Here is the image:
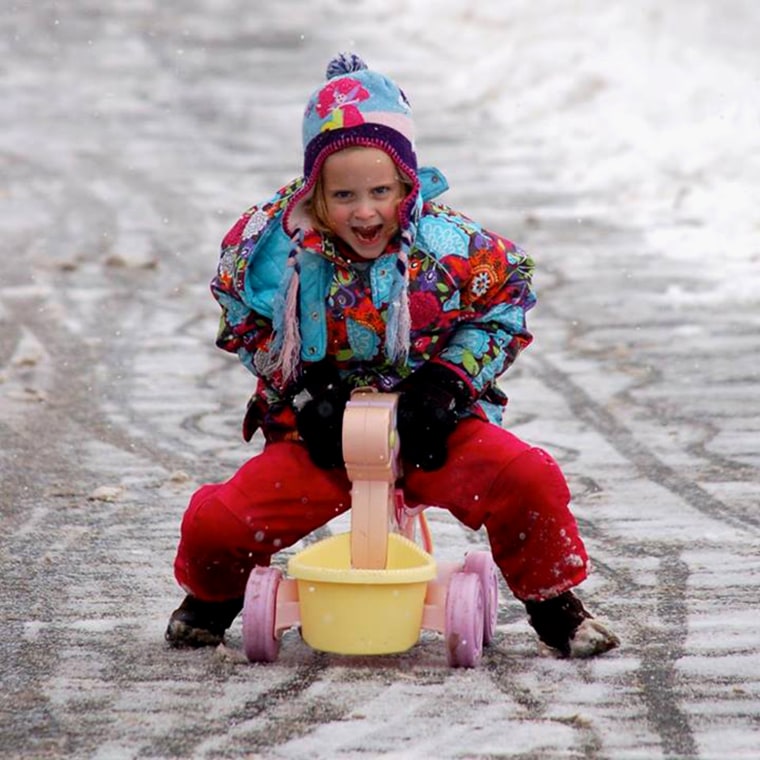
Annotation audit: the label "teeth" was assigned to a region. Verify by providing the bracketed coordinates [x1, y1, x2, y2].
[355, 226, 380, 242]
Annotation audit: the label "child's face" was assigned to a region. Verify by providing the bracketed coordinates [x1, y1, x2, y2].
[320, 147, 406, 260]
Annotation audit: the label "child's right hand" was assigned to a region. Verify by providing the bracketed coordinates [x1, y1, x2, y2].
[295, 361, 350, 469]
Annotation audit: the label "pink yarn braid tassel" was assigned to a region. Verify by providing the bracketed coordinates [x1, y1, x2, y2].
[277, 267, 302, 383]
[386, 231, 412, 362]
[392, 280, 411, 361]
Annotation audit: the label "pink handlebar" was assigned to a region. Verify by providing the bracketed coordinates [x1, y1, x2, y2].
[342, 390, 400, 569]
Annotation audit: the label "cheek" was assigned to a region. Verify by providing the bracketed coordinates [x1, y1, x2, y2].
[330, 208, 351, 229]
[385, 202, 402, 225]
[324, 203, 346, 227]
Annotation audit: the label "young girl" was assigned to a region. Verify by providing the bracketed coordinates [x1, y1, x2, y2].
[166, 54, 619, 658]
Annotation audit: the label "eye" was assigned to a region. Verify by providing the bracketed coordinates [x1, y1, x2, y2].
[372, 185, 392, 197]
[330, 190, 353, 201]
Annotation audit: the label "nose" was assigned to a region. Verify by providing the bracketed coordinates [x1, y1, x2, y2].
[352, 197, 375, 221]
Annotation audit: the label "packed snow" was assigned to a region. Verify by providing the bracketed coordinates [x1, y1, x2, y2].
[1, 0, 759, 758]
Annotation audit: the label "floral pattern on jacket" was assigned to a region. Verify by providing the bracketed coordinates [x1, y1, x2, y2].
[211, 170, 536, 441]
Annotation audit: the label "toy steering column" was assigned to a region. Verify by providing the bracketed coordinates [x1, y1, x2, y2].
[341, 390, 401, 569]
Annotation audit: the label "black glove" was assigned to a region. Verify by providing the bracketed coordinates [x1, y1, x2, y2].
[242, 393, 261, 442]
[396, 363, 473, 471]
[295, 361, 350, 469]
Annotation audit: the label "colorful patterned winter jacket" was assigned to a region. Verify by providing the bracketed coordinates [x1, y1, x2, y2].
[211, 167, 536, 442]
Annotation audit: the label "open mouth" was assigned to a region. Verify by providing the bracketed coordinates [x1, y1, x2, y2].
[352, 225, 383, 245]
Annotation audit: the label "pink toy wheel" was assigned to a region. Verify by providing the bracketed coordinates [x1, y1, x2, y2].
[463, 551, 499, 645]
[242, 566, 282, 663]
[444, 572, 484, 668]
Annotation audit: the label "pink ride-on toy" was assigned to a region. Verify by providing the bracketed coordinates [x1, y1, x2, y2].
[241, 390, 500, 667]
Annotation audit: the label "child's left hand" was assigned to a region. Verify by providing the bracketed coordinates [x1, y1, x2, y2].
[396, 364, 473, 471]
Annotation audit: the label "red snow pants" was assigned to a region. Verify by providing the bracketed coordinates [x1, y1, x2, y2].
[173, 418, 588, 603]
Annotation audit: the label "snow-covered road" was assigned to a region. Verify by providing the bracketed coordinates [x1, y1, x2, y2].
[2, 1, 759, 757]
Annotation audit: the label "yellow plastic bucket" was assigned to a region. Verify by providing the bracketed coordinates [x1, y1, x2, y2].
[287, 532, 436, 655]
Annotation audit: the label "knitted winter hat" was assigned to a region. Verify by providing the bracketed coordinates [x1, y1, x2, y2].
[272, 54, 420, 384]
[284, 53, 419, 234]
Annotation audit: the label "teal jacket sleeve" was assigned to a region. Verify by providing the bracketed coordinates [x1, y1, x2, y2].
[210, 179, 302, 384]
[434, 228, 536, 396]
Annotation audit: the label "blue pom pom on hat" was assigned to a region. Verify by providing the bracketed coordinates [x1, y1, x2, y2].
[325, 52, 368, 79]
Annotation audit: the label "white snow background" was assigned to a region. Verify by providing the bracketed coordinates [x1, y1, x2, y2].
[1, 0, 759, 758]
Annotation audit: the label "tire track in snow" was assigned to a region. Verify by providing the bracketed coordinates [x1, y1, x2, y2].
[636, 552, 699, 760]
[526, 354, 704, 756]
[528, 353, 760, 536]
[0, 149, 215, 755]
[142, 656, 334, 757]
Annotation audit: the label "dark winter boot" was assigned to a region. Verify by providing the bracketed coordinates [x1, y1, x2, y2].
[524, 590, 620, 658]
[165, 594, 244, 648]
